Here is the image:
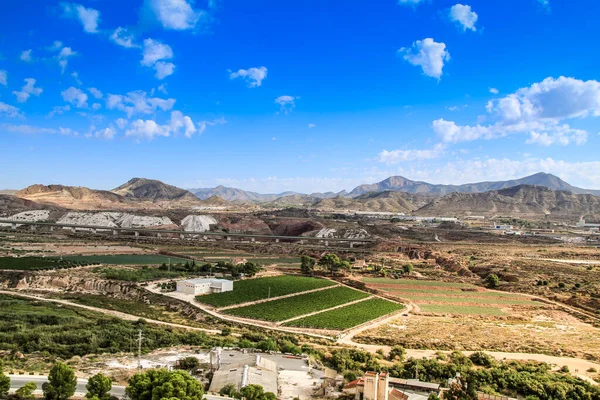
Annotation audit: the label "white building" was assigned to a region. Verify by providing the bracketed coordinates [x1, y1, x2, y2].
[576, 217, 600, 230]
[177, 278, 233, 295]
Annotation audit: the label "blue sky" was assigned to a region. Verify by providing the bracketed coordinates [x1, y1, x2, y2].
[1, 0, 600, 193]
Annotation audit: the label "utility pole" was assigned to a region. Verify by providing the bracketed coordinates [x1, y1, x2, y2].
[137, 329, 144, 370]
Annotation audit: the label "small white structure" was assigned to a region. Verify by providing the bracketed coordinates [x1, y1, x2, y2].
[177, 278, 233, 295]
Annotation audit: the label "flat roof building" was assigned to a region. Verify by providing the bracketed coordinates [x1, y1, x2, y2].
[208, 354, 278, 396]
[177, 278, 233, 296]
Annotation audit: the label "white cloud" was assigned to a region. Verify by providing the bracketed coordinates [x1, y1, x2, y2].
[115, 118, 128, 129]
[106, 90, 176, 118]
[145, 0, 207, 30]
[399, 38, 450, 79]
[434, 76, 600, 146]
[229, 66, 268, 88]
[13, 78, 43, 103]
[71, 71, 82, 85]
[56, 46, 77, 73]
[88, 87, 103, 99]
[20, 50, 33, 62]
[378, 143, 445, 164]
[157, 84, 168, 94]
[1, 124, 58, 134]
[95, 127, 117, 139]
[48, 105, 71, 117]
[125, 119, 171, 140]
[308, 123, 316, 129]
[449, 4, 478, 32]
[61, 3, 100, 33]
[446, 105, 467, 112]
[537, 0, 550, 10]
[49, 41, 63, 51]
[61, 87, 88, 108]
[142, 39, 173, 66]
[0, 103, 22, 118]
[398, 0, 425, 6]
[110, 27, 138, 48]
[155, 61, 176, 79]
[58, 127, 79, 136]
[169, 110, 196, 138]
[489, 87, 499, 94]
[275, 95, 296, 113]
[0, 70, 6, 86]
[92, 103, 102, 111]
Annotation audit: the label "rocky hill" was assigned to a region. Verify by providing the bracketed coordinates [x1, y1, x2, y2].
[0, 194, 52, 216]
[415, 185, 600, 218]
[313, 191, 431, 213]
[191, 185, 300, 202]
[16, 184, 133, 210]
[348, 173, 600, 197]
[112, 178, 201, 204]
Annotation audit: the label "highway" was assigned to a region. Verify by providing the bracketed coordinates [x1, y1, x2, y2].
[0, 219, 374, 246]
[7, 375, 126, 398]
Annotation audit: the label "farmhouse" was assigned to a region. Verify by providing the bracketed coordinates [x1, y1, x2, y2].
[176, 278, 233, 295]
[343, 372, 441, 400]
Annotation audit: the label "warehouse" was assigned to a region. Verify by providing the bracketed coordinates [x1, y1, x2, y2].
[176, 278, 233, 295]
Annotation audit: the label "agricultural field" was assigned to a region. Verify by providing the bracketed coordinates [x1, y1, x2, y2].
[197, 275, 336, 307]
[99, 267, 187, 282]
[224, 286, 369, 322]
[0, 256, 92, 270]
[362, 278, 541, 316]
[285, 298, 403, 330]
[63, 254, 188, 265]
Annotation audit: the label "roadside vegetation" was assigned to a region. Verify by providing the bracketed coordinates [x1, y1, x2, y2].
[197, 276, 336, 307]
[62, 254, 188, 265]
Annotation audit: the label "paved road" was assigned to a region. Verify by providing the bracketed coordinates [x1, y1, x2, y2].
[8, 375, 126, 398]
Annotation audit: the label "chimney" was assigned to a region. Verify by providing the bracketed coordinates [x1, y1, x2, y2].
[377, 372, 389, 400]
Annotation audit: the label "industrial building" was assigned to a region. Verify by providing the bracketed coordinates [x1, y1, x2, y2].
[343, 372, 440, 400]
[208, 350, 278, 396]
[576, 217, 600, 230]
[176, 278, 233, 295]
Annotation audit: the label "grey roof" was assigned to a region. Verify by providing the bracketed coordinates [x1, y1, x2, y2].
[183, 278, 230, 285]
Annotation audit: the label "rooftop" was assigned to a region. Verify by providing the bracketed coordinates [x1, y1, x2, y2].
[182, 278, 231, 285]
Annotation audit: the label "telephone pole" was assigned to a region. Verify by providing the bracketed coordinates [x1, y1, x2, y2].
[137, 329, 144, 370]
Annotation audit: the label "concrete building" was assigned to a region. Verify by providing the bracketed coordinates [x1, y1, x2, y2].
[344, 372, 440, 400]
[576, 217, 600, 230]
[208, 354, 278, 396]
[176, 278, 233, 295]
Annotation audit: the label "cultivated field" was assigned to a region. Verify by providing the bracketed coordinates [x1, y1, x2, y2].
[362, 278, 541, 316]
[284, 298, 403, 330]
[196, 275, 336, 307]
[223, 286, 369, 322]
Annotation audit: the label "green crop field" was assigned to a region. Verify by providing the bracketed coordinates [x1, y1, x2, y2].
[63, 254, 189, 265]
[399, 294, 538, 306]
[362, 278, 474, 288]
[285, 298, 403, 330]
[224, 286, 369, 322]
[197, 275, 336, 307]
[419, 304, 508, 316]
[0, 256, 92, 270]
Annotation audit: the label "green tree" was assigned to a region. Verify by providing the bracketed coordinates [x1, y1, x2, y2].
[403, 264, 414, 274]
[86, 373, 112, 400]
[43, 362, 77, 400]
[239, 384, 276, 400]
[126, 369, 204, 400]
[175, 357, 200, 371]
[486, 274, 499, 289]
[388, 345, 406, 362]
[16, 382, 37, 400]
[318, 254, 342, 273]
[219, 383, 239, 398]
[0, 361, 10, 400]
[300, 256, 316, 276]
[242, 262, 261, 277]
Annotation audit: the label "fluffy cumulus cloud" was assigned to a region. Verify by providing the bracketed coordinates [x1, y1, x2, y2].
[20, 50, 33, 62]
[399, 38, 450, 79]
[115, 118, 128, 129]
[169, 110, 196, 138]
[56, 46, 77, 73]
[110, 27, 138, 48]
[125, 112, 224, 140]
[154, 61, 176, 79]
[308, 123, 316, 129]
[275, 95, 296, 113]
[145, 0, 208, 30]
[378, 143, 445, 164]
[449, 4, 478, 31]
[88, 87, 103, 99]
[0, 70, 6, 86]
[95, 127, 117, 139]
[48, 105, 71, 117]
[61, 3, 100, 33]
[106, 90, 176, 118]
[229, 66, 268, 88]
[13, 78, 43, 103]
[432, 76, 600, 146]
[0, 102, 22, 118]
[489, 87, 499, 94]
[61, 87, 88, 108]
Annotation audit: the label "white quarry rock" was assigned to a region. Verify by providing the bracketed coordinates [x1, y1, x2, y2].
[181, 215, 217, 232]
[0, 210, 51, 227]
[315, 228, 337, 238]
[117, 214, 173, 228]
[343, 229, 370, 239]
